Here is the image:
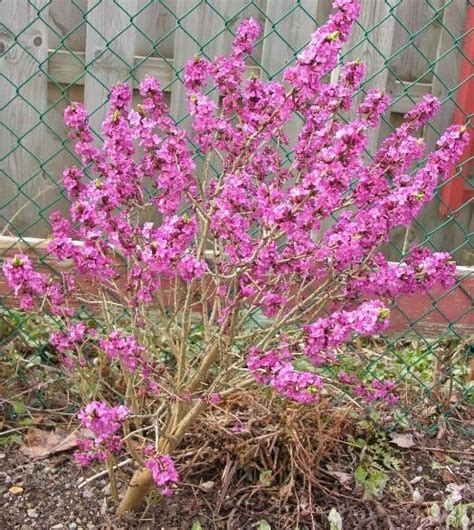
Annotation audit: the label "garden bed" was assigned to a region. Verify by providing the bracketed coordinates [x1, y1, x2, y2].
[1, 396, 472, 529]
[1, 323, 473, 529]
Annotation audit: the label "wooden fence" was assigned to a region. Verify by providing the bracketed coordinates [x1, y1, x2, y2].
[1, 0, 472, 263]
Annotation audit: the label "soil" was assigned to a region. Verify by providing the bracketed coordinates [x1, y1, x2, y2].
[1, 426, 472, 530]
[0, 449, 208, 529]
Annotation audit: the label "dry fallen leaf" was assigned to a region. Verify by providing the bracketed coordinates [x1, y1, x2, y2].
[441, 469, 458, 483]
[198, 480, 215, 492]
[20, 427, 81, 459]
[432, 450, 447, 462]
[9, 486, 24, 495]
[279, 478, 295, 499]
[326, 470, 353, 487]
[390, 432, 415, 449]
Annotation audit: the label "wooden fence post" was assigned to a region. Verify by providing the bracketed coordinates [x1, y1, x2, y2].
[84, 0, 137, 136]
[420, 0, 470, 261]
[261, 0, 330, 148]
[0, 0, 49, 236]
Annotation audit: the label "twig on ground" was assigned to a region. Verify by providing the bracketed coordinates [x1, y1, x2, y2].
[78, 458, 133, 489]
[417, 446, 473, 456]
[0, 425, 31, 436]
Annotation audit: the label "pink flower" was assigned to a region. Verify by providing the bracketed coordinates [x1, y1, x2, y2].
[99, 332, 145, 372]
[284, 0, 360, 102]
[247, 346, 322, 403]
[50, 322, 90, 353]
[78, 401, 129, 443]
[271, 363, 323, 403]
[208, 393, 222, 405]
[1, 254, 70, 313]
[232, 422, 249, 434]
[144, 452, 179, 496]
[358, 89, 392, 127]
[349, 248, 456, 297]
[64, 102, 89, 130]
[75, 401, 129, 466]
[233, 18, 260, 56]
[3, 255, 46, 299]
[177, 254, 208, 282]
[184, 55, 210, 90]
[261, 292, 287, 318]
[304, 301, 390, 364]
[247, 346, 291, 385]
[404, 94, 440, 128]
[339, 372, 398, 404]
[62, 166, 85, 199]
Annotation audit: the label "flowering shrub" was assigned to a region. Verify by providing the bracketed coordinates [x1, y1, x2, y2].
[75, 401, 129, 467]
[3, 0, 468, 515]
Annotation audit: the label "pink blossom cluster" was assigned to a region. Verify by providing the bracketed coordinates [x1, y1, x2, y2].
[304, 301, 390, 366]
[98, 331, 161, 394]
[323, 124, 468, 272]
[284, 0, 361, 102]
[99, 331, 145, 372]
[144, 447, 179, 496]
[75, 401, 129, 466]
[48, 78, 203, 300]
[50, 322, 96, 370]
[3, 255, 47, 310]
[207, 392, 222, 405]
[349, 248, 457, 298]
[339, 372, 398, 405]
[2, 254, 73, 315]
[248, 301, 390, 403]
[50, 322, 94, 353]
[247, 346, 323, 403]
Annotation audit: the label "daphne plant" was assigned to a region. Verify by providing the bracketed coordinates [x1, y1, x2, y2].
[3, 0, 468, 515]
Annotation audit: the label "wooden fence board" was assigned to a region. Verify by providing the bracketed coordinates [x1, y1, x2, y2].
[342, 0, 397, 154]
[48, 0, 87, 52]
[0, 0, 471, 264]
[84, 0, 138, 136]
[134, 0, 177, 59]
[0, 0, 50, 236]
[414, 0, 468, 261]
[50, 49, 174, 87]
[391, 0, 444, 84]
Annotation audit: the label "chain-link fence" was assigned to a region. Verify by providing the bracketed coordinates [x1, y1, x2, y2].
[1, 0, 473, 433]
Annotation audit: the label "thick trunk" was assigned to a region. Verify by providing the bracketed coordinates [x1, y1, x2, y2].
[117, 399, 208, 515]
[116, 467, 153, 515]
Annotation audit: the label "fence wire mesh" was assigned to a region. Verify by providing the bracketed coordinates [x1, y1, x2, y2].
[0, 0, 472, 434]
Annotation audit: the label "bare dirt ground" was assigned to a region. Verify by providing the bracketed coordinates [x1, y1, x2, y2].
[1, 400, 472, 530]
